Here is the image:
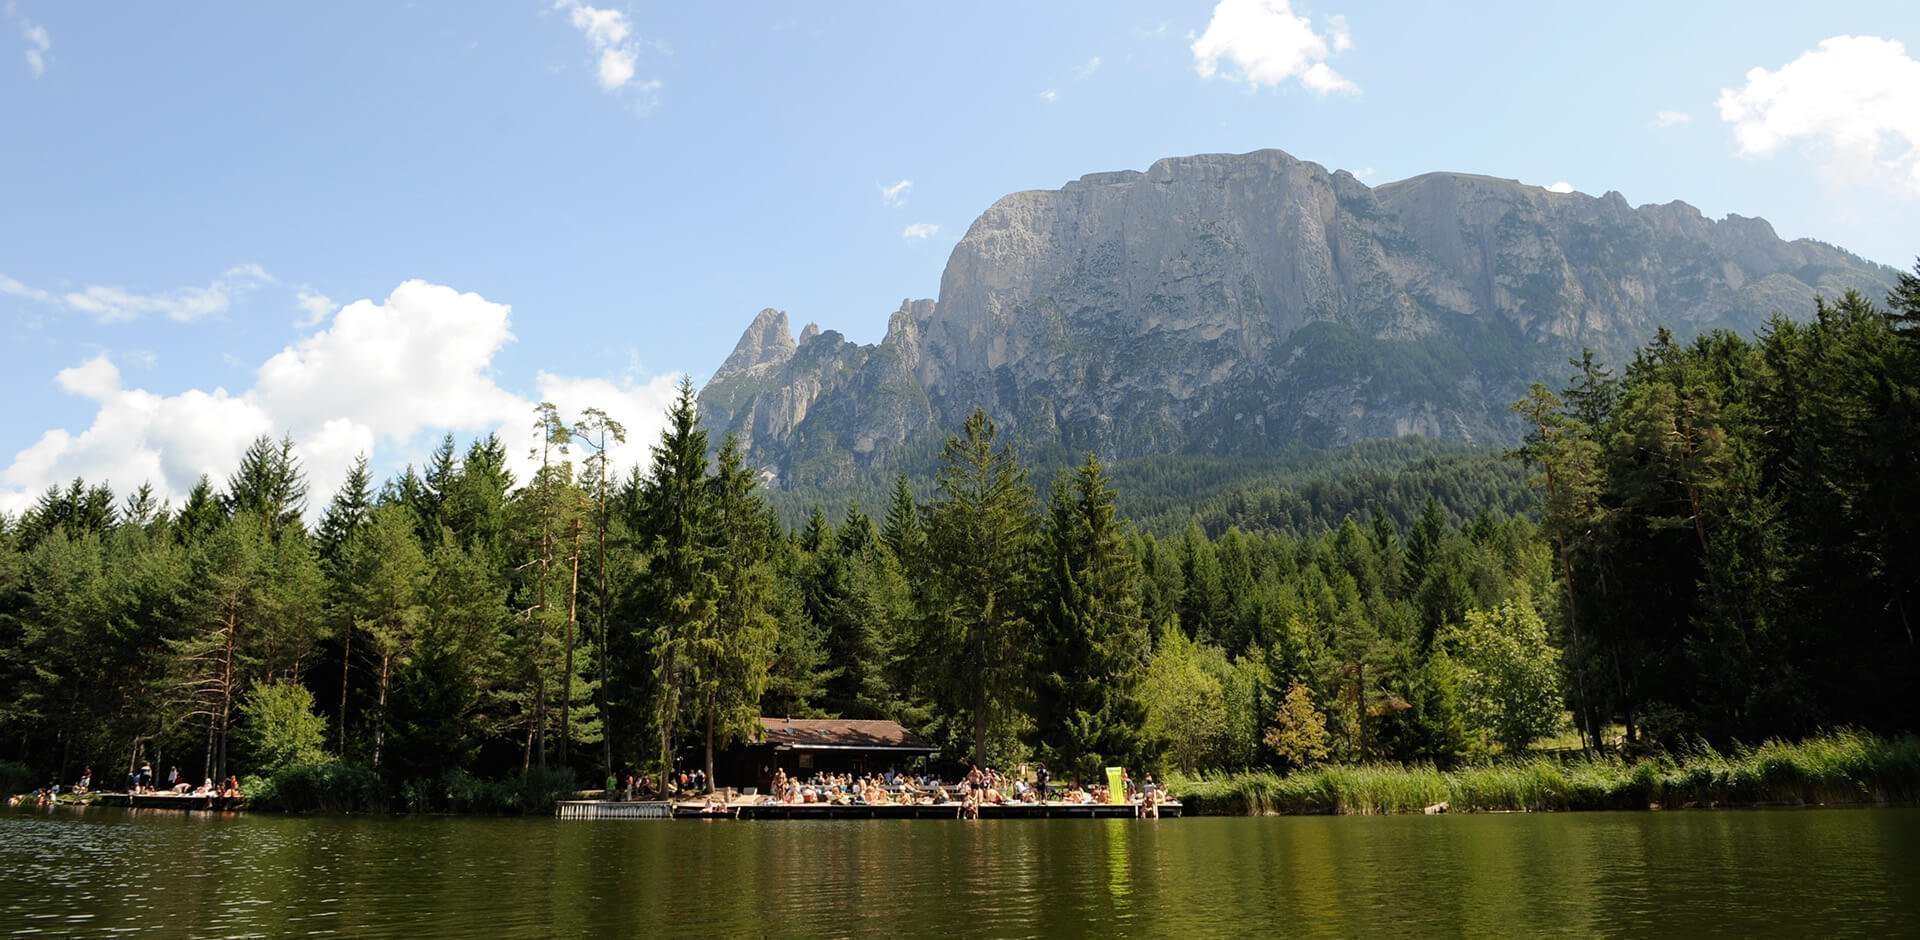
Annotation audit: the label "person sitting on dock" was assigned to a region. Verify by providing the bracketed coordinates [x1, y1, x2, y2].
[76, 766, 91, 794]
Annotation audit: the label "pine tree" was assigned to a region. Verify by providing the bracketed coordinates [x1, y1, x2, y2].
[1036, 454, 1149, 781]
[636, 378, 719, 792]
[341, 504, 428, 769]
[919, 409, 1038, 768]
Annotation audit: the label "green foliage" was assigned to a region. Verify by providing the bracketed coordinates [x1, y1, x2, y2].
[237, 681, 332, 776]
[1139, 628, 1230, 773]
[1172, 731, 1920, 815]
[245, 762, 386, 814]
[0, 761, 35, 796]
[1265, 682, 1330, 771]
[1439, 601, 1565, 754]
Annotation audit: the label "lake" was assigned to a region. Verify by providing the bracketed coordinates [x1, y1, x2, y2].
[3, 806, 1917, 936]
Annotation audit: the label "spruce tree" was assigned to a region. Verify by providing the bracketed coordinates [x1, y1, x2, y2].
[1036, 454, 1148, 781]
[919, 409, 1037, 768]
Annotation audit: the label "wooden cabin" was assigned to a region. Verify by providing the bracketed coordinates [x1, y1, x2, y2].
[716, 717, 937, 792]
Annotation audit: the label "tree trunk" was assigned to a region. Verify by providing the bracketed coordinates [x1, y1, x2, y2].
[372, 653, 391, 770]
[534, 664, 547, 769]
[216, 603, 239, 780]
[704, 711, 715, 792]
[561, 520, 581, 766]
[338, 623, 352, 755]
[596, 491, 613, 781]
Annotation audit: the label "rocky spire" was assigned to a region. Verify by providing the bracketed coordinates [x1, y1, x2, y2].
[714, 308, 796, 379]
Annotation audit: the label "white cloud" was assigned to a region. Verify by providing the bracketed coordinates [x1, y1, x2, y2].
[0, 279, 683, 518]
[59, 263, 274, 324]
[1718, 35, 1920, 197]
[1352, 166, 1376, 180]
[1038, 88, 1058, 102]
[1191, 0, 1357, 95]
[0, 272, 48, 300]
[7, 2, 48, 78]
[1073, 56, 1101, 80]
[901, 223, 939, 240]
[1327, 14, 1351, 53]
[1545, 181, 1575, 194]
[554, 0, 660, 104]
[294, 288, 335, 328]
[879, 179, 912, 207]
[1653, 110, 1692, 128]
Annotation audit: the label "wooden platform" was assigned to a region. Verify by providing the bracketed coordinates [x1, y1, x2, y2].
[92, 792, 245, 812]
[705, 801, 1179, 820]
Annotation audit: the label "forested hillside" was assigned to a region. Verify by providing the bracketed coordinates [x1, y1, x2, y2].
[2, 264, 1914, 807]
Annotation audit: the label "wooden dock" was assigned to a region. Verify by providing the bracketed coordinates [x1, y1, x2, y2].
[92, 792, 245, 812]
[712, 801, 1181, 820]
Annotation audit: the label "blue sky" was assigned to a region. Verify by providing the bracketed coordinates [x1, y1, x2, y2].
[2, 1, 1916, 514]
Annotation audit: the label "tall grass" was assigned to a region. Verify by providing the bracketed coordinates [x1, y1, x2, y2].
[1170, 731, 1920, 816]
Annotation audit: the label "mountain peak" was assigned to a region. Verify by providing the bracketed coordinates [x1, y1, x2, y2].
[700, 149, 1898, 488]
[714, 308, 795, 380]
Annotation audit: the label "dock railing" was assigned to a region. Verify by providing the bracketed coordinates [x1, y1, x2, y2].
[555, 800, 674, 819]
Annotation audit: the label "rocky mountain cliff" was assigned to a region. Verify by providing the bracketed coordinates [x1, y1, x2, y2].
[700, 149, 1897, 488]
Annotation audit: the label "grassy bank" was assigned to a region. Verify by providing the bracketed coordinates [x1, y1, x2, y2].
[1169, 732, 1920, 815]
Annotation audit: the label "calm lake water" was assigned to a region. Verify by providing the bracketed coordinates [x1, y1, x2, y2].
[3, 805, 1917, 936]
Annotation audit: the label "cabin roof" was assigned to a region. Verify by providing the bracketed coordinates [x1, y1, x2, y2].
[755, 717, 936, 752]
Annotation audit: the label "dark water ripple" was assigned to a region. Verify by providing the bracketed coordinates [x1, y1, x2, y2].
[4, 806, 1918, 936]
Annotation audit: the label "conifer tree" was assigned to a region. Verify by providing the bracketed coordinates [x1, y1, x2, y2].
[919, 409, 1037, 768]
[1036, 454, 1148, 781]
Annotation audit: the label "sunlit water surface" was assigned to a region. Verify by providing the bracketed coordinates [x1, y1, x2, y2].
[3, 805, 1917, 936]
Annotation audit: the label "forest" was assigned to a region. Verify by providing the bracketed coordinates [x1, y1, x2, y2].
[1, 264, 1915, 810]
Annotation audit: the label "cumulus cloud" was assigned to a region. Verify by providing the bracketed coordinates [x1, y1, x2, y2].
[554, 0, 661, 107]
[878, 179, 912, 207]
[1073, 56, 1102, 80]
[1545, 181, 1575, 194]
[1038, 88, 1058, 103]
[1718, 35, 1920, 197]
[901, 223, 939, 240]
[6, 2, 48, 78]
[0, 279, 683, 518]
[1191, 0, 1357, 95]
[61, 263, 275, 324]
[1653, 110, 1692, 128]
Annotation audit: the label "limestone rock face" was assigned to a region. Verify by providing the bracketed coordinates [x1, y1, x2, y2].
[699, 149, 1897, 486]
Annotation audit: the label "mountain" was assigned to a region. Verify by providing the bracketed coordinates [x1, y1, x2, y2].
[699, 149, 1898, 489]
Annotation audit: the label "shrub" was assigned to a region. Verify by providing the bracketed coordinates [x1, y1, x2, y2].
[236, 681, 332, 776]
[0, 761, 37, 797]
[245, 762, 387, 813]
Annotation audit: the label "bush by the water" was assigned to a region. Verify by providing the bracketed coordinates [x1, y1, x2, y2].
[404, 767, 577, 815]
[1, 760, 37, 796]
[1170, 732, 1920, 815]
[244, 762, 388, 814]
[245, 763, 577, 816]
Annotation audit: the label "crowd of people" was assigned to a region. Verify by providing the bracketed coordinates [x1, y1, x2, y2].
[8, 762, 242, 807]
[761, 764, 1165, 817]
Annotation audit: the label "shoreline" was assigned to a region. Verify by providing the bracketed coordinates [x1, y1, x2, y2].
[1169, 732, 1920, 817]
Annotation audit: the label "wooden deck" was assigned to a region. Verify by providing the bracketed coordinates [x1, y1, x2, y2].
[92, 792, 245, 812]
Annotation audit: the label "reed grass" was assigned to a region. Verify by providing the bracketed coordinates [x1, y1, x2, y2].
[1169, 731, 1920, 816]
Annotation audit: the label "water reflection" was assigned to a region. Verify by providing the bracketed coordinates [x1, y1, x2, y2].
[3, 806, 1918, 936]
